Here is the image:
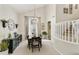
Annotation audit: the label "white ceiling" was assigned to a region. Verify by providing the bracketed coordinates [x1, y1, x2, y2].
[10, 4, 46, 13]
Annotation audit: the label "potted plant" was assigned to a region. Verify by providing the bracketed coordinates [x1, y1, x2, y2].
[8, 33, 12, 39]
[0, 39, 9, 55]
[42, 31, 48, 39]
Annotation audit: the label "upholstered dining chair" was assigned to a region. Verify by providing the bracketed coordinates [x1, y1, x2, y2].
[31, 37, 41, 52]
[27, 35, 32, 50]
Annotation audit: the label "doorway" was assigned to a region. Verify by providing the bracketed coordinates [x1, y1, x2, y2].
[48, 21, 51, 40]
[25, 16, 41, 39]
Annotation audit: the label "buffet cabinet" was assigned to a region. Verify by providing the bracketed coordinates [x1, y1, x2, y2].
[8, 35, 22, 54]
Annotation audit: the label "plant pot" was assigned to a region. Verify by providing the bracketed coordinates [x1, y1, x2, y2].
[42, 35, 47, 39]
[0, 50, 8, 55]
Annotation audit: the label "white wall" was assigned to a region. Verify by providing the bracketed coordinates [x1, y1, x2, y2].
[0, 5, 18, 23]
[45, 4, 56, 20]
[23, 6, 46, 25]
[17, 14, 25, 41]
[56, 4, 79, 22]
[45, 4, 56, 42]
[18, 5, 56, 41]
[18, 6, 46, 41]
[0, 5, 18, 41]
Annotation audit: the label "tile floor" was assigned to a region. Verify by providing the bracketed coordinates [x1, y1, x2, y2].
[13, 40, 60, 55]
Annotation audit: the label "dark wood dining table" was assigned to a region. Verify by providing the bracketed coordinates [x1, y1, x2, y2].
[27, 36, 42, 52]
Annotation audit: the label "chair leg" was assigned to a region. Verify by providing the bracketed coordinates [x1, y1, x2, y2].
[38, 44, 40, 51]
[39, 48, 40, 51]
[28, 43, 30, 50]
[39, 40, 42, 48]
[29, 45, 30, 50]
[32, 46, 33, 52]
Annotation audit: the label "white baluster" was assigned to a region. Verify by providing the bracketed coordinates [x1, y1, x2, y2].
[56, 25, 57, 37]
[60, 23, 61, 39]
[72, 21, 74, 42]
[65, 22, 68, 41]
[58, 24, 60, 38]
[55, 25, 56, 37]
[66, 22, 68, 41]
[63, 23, 65, 40]
[77, 23, 79, 43]
[73, 23, 77, 43]
[57, 25, 58, 37]
[61, 24, 62, 39]
[69, 22, 71, 42]
[76, 23, 78, 43]
[54, 24, 55, 37]
[68, 22, 70, 42]
[65, 22, 67, 41]
[62, 24, 64, 40]
[59, 23, 61, 38]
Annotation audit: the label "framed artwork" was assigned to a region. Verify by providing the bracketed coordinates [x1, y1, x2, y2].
[7, 19, 16, 31]
[1, 20, 7, 28]
[63, 8, 68, 14]
[42, 23, 45, 30]
[69, 4, 73, 14]
[75, 4, 78, 9]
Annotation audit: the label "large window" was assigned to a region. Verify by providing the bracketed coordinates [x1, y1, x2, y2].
[28, 17, 38, 38]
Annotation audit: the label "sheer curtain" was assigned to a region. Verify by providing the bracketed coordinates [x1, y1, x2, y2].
[25, 16, 39, 39]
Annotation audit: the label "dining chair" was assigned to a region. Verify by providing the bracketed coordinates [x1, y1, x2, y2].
[31, 37, 40, 52]
[27, 35, 32, 50]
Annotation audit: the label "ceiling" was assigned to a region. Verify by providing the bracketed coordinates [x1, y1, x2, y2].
[9, 4, 46, 13]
